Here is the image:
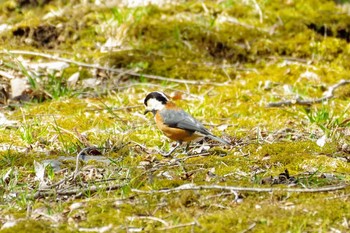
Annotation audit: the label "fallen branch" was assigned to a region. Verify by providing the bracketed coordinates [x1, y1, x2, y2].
[127, 216, 169, 226]
[240, 223, 257, 233]
[36, 147, 90, 191]
[132, 183, 348, 194]
[78, 224, 113, 233]
[30, 181, 347, 199]
[3, 50, 229, 86]
[33, 183, 124, 199]
[158, 221, 198, 231]
[267, 79, 350, 107]
[251, 0, 263, 23]
[32, 147, 99, 199]
[0, 70, 15, 79]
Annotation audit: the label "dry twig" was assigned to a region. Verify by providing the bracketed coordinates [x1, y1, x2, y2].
[251, 0, 263, 23]
[158, 221, 198, 231]
[132, 183, 348, 194]
[267, 79, 350, 107]
[3, 50, 229, 86]
[240, 223, 257, 233]
[78, 224, 113, 233]
[127, 216, 169, 226]
[32, 147, 100, 198]
[34, 183, 123, 198]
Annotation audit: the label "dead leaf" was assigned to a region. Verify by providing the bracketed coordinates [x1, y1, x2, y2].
[10, 78, 28, 98]
[0, 24, 12, 33]
[69, 202, 85, 211]
[217, 124, 229, 131]
[160, 171, 174, 180]
[316, 135, 327, 147]
[82, 78, 101, 88]
[2, 168, 12, 184]
[205, 167, 216, 181]
[28, 61, 69, 71]
[67, 72, 79, 87]
[34, 160, 48, 189]
[283, 84, 293, 95]
[1, 220, 17, 230]
[0, 113, 17, 127]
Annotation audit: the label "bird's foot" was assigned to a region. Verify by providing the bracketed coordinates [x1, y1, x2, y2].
[157, 142, 181, 157]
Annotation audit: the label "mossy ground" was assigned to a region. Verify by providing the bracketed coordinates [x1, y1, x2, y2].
[1, 0, 350, 232]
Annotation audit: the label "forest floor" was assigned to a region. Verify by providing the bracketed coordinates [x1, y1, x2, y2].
[1, 0, 350, 232]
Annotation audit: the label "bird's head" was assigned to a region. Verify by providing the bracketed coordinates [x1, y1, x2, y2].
[144, 91, 169, 115]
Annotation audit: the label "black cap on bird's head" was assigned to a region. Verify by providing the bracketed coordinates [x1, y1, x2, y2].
[144, 91, 169, 115]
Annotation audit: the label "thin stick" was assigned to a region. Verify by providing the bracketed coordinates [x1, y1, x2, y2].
[33, 183, 123, 199]
[73, 147, 92, 179]
[132, 183, 347, 194]
[0, 70, 15, 79]
[78, 224, 113, 233]
[33, 147, 93, 198]
[158, 221, 197, 231]
[3, 50, 229, 86]
[267, 79, 350, 107]
[251, 0, 263, 23]
[240, 223, 257, 233]
[127, 216, 169, 226]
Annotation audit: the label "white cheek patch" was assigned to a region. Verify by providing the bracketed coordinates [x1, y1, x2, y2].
[146, 98, 165, 111]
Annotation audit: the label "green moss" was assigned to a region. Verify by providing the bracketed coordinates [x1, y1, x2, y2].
[1, 0, 350, 232]
[0, 220, 55, 233]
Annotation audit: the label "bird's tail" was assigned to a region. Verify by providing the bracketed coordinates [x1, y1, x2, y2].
[206, 134, 231, 145]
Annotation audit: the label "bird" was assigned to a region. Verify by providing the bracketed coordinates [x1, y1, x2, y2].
[143, 91, 231, 156]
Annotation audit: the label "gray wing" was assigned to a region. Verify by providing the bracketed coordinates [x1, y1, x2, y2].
[159, 109, 211, 135]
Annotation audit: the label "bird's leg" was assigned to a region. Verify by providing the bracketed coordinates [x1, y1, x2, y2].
[184, 142, 191, 154]
[160, 141, 181, 157]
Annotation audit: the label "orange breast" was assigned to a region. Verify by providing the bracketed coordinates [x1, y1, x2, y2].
[155, 111, 201, 142]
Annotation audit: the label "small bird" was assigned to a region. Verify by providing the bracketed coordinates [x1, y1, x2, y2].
[144, 91, 230, 156]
